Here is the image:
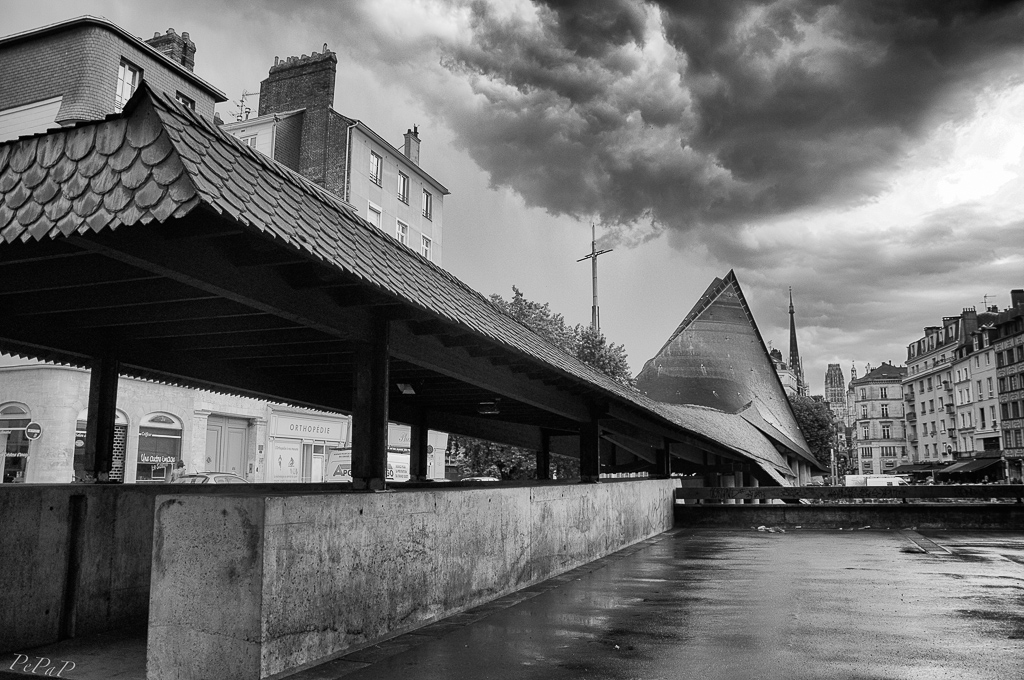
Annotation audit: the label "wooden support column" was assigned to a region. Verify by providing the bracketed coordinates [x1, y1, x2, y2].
[654, 437, 671, 478]
[536, 430, 551, 480]
[351, 318, 389, 491]
[409, 411, 429, 482]
[579, 417, 601, 483]
[83, 356, 119, 483]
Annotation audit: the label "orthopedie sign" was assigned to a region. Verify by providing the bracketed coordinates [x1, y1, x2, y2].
[272, 413, 347, 442]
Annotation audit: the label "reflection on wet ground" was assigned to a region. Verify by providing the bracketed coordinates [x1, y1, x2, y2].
[303, 529, 1024, 680]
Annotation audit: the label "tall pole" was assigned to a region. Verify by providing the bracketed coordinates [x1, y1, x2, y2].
[577, 223, 612, 333]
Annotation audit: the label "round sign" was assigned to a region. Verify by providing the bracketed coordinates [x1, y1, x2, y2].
[24, 422, 42, 440]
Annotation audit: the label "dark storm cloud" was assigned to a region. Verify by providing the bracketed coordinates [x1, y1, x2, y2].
[428, 0, 1024, 243]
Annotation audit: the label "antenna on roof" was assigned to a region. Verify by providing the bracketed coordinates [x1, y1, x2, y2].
[982, 293, 995, 307]
[233, 89, 257, 122]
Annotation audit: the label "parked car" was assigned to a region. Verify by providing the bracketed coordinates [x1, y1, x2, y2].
[460, 476, 500, 482]
[172, 472, 249, 484]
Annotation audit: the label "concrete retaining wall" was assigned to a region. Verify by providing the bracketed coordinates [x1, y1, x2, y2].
[147, 480, 677, 680]
[675, 503, 1024, 530]
[0, 486, 158, 652]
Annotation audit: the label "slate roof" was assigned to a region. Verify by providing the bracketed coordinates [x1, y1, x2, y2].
[0, 85, 812, 482]
[636, 272, 820, 470]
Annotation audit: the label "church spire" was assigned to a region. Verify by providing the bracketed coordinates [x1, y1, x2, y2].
[788, 288, 806, 396]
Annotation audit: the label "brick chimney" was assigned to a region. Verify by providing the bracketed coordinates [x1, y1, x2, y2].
[1012, 289, 1024, 309]
[145, 28, 196, 72]
[403, 125, 420, 166]
[258, 49, 337, 117]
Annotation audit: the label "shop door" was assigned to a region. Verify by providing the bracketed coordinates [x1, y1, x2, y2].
[206, 416, 249, 478]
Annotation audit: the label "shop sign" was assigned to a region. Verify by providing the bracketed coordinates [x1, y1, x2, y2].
[271, 439, 301, 481]
[324, 449, 409, 482]
[139, 453, 177, 464]
[273, 413, 346, 441]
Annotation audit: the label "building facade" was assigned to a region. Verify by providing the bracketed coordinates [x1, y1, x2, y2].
[824, 363, 845, 420]
[0, 17, 225, 141]
[0, 366, 446, 485]
[850, 363, 908, 474]
[995, 294, 1024, 466]
[221, 49, 448, 266]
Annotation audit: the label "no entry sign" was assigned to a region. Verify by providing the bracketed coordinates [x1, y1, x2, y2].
[24, 422, 42, 440]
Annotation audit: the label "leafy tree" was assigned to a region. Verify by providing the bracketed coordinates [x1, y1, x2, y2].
[788, 394, 838, 470]
[448, 285, 636, 479]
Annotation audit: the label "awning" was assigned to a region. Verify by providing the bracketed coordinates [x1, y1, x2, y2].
[936, 457, 1002, 475]
[893, 464, 942, 473]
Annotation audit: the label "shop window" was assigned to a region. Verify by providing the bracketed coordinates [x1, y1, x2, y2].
[1, 403, 30, 484]
[137, 413, 182, 483]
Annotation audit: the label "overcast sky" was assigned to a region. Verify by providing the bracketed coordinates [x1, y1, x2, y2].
[6, 0, 1024, 392]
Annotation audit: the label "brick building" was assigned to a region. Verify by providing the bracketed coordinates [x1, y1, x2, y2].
[0, 16, 225, 141]
[850, 363, 908, 474]
[222, 49, 449, 265]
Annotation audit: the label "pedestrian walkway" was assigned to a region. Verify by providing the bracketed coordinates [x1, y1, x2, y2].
[3, 528, 1022, 679]
[292, 528, 1024, 680]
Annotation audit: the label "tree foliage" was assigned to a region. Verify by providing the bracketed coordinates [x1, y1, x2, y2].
[489, 286, 634, 387]
[788, 394, 838, 469]
[447, 285, 635, 479]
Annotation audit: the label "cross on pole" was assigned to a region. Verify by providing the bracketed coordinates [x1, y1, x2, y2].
[576, 223, 612, 333]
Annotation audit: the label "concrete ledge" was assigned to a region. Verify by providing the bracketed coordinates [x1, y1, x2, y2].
[148, 480, 676, 680]
[675, 503, 1024, 530]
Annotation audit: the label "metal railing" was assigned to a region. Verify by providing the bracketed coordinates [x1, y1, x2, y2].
[675, 485, 1024, 504]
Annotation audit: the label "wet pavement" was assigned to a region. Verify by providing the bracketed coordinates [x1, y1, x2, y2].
[294, 528, 1024, 680]
[3, 528, 1022, 679]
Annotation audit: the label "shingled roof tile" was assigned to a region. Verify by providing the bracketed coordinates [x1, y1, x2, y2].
[43, 194, 72, 222]
[5, 183, 30, 211]
[49, 156, 76, 184]
[173, 197, 199, 219]
[55, 211, 78, 236]
[125, 106, 162, 149]
[37, 132, 66, 168]
[102, 184, 133, 213]
[108, 142, 139, 173]
[152, 152, 187, 187]
[149, 194, 179, 223]
[17, 199, 44, 227]
[0, 169, 17, 193]
[117, 201, 145, 226]
[1, 221, 20, 243]
[0, 145, 10, 172]
[61, 172, 90, 201]
[10, 138, 37, 173]
[32, 176, 59, 205]
[20, 163, 47, 190]
[0, 203, 13, 231]
[90, 165, 119, 194]
[78, 149, 106, 179]
[134, 178, 166, 210]
[141, 132, 174, 166]
[65, 126, 95, 162]
[166, 174, 196, 204]
[85, 206, 114, 233]
[72, 191, 101, 220]
[95, 119, 128, 156]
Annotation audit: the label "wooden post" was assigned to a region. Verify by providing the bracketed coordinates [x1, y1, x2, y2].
[351, 318, 389, 490]
[84, 356, 119, 483]
[655, 437, 671, 477]
[409, 411, 428, 482]
[536, 430, 551, 480]
[580, 417, 600, 483]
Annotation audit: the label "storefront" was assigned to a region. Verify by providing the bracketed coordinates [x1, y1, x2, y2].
[267, 410, 350, 483]
[0, 403, 32, 484]
[135, 413, 183, 483]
